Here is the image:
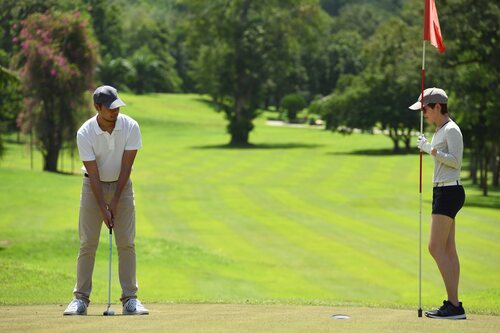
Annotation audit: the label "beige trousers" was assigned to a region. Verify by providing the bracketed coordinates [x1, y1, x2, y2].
[73, 177, 138, 305]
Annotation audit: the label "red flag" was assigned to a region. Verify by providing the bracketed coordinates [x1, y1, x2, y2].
[424, 0, 445, 52]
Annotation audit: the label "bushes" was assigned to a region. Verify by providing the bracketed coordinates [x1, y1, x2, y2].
[280, 94, 307, 122]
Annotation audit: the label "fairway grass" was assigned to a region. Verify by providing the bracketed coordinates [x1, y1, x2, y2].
[1, 93, 499, 315]
[1, 304, 499, 333]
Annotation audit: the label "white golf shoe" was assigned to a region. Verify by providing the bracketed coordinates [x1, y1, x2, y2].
[123, 298, 149, 315]
[63, 299, 87, 315]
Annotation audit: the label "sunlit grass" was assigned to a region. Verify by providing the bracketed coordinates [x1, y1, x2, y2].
[0, 93, 498, 315]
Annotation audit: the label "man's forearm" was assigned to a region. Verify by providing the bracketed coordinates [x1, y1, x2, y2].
[112, 166, 132, 203]
[88, 173, 108, 214]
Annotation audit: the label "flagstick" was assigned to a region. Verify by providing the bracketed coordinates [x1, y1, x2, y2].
[418, 40, 426, 319]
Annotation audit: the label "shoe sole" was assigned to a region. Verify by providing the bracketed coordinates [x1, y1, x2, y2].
[425, 313, 466, 320]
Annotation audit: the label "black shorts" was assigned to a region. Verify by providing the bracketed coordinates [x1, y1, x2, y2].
[432, 185, 465, 219]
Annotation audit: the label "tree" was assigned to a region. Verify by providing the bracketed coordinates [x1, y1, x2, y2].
[0, 66, 23, 133]
[182, 0, 326, 145]
[280, 94, 307, 122]
[359, 17, 425, 151]
[439, 0, 500, 194]
[14, 11, 98, 172]
[317, 30, 364, 96]
[85, 0, 124, 58]
[0, 0, 57, 58]
[97, 54, 135, 91]
[331, 3, 389, 39]
[302, 4, 382, 106]
[264, 3, 330, 109]
[122, 7, 181, 93]
[320, 14, 424, 152]
[320, 0, 404, 17]
[319, 74, 376, 134]
[0, 66, 23, 158]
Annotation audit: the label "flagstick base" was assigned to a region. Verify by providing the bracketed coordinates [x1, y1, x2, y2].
[418, 308, 423, 318]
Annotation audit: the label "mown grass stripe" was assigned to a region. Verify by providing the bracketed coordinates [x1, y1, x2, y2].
[233, 187, 414, 302]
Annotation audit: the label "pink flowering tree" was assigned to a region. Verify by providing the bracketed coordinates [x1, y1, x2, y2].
[14, 11, 98, 172]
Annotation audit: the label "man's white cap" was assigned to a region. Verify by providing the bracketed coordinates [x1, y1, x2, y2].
[409, 87, 448, 110]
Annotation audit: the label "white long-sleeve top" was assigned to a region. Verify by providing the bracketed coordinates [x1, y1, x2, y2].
[431, 119, 463, 183]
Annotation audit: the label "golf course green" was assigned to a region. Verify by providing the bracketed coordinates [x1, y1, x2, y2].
[0, 94, 498, 328]
[2, 304, 500, 333]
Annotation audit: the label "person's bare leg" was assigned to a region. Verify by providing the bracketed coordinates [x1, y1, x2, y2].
[445, 219, 460, 306]
[428, 214, 459, 305]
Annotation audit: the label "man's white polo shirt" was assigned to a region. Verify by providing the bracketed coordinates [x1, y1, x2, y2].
[77, 114, 142, 182]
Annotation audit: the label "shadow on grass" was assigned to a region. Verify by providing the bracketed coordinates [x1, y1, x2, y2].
[327, 148, 416, 156]
[194, 97, 219, 111]
[55, 170, 80, 177]
[3, 137, 27, 145]
[192, 143, 324, 150]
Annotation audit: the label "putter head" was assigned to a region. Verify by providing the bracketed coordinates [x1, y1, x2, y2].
[103, 309, 115, 316]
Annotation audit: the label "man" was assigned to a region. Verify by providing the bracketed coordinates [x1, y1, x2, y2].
[409, 87, 466, 320]
[64, 85, 148, 315]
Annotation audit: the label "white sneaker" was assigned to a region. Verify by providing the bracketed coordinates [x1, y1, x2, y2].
[123, 299, 149, 315]
[63, 299, 87, 315]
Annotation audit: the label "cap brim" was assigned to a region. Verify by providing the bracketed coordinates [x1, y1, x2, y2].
[409, 101, 422, 110]
[107, 98, 126, 109]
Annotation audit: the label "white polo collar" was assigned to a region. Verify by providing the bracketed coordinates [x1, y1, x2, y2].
[92, 114, 123, 135]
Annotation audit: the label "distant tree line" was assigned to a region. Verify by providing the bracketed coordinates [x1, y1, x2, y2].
[0, 0, 498, 193]
[312, 0, 500, 194]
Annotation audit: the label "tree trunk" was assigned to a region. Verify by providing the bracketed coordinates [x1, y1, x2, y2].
[43, 145, 60, 172]
[392, 137, 400, 152]
[470, 151, 477, 185]
[492, 145, 499, 187]
[389, 128, 400, 152]
[483, 155, 488, 196]
[43, 127, 62, 172]
[402, 128, 411, 151]
[495, 155, 500, 187]
[479, 154, 488, 196]
[264, 96, 270, 110]
[226, 0, 256, 147]
[478, 108, 487, 194]
[229, 97, 251, 146]
[40, 99, 62, 172]
[230, 128, 249, 146]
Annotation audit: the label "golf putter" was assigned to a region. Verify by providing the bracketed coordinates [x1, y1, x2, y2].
[103, 226, 115, 316]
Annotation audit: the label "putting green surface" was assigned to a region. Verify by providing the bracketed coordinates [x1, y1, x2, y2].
[1, 304, 499, 333]
[1, 94, 499, 314]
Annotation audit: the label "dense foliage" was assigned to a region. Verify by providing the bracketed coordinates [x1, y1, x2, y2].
[281, 94, 308, 122]
[439, 0, 500, 193]
[14, 11, 98, 171]
[0, 0, 498, 190]
[181, 0, 327, 144]
[0, 67, 23, 136]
